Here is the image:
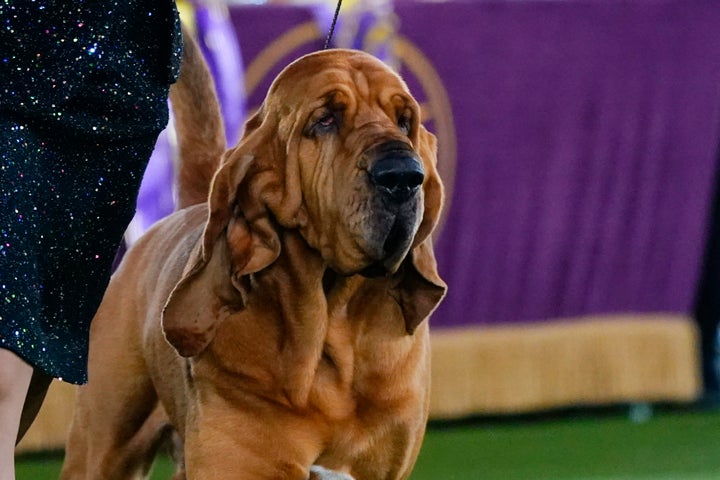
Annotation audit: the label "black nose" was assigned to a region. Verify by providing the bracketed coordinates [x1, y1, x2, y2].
[369, 150, 425, 203]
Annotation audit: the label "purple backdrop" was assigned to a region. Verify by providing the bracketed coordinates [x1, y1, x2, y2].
[193, 0, 720, 329]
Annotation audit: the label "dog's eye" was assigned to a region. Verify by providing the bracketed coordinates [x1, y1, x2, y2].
[308, 111, 339, 137]
[318, 114, 336, 129]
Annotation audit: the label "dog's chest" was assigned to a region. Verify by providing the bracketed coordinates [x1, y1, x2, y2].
[312, 315, 429, 417]
[202, 274, 429, 428]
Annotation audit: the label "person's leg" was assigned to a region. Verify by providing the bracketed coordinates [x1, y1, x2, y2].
[0, 348, 33, 480]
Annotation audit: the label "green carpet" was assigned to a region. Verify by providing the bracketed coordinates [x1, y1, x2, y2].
[17, 408, 720, 479]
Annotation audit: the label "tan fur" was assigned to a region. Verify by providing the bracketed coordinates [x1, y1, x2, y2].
[60, 30, 446, 480]
[169, 24, 226, 209]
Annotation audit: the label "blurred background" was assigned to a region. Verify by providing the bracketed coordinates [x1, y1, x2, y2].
[16, 0, 720, 478]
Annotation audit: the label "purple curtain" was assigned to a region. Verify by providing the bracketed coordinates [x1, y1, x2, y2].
[199, 1, 720, 330]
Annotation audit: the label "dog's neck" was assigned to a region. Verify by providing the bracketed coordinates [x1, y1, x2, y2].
[241, 230, 413, 410]
[258, 230, 329, 407]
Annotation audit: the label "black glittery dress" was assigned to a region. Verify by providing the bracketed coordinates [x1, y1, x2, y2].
[0, 0, 182, 384]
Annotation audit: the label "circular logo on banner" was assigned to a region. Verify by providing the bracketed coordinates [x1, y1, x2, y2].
[244, 22, 456, 236]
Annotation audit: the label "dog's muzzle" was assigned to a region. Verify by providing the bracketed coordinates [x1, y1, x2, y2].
[358, 141, 425, 277]
[367, 141, 425, 203]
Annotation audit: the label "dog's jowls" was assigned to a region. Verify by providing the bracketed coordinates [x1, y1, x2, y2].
[60, 28, 446, 480]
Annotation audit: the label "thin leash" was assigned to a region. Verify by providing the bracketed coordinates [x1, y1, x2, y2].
[324, 0, 343, 49]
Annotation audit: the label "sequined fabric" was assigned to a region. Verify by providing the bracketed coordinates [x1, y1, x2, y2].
[0, 0, 182, 384]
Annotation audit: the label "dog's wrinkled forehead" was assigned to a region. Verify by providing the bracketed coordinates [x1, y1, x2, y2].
[267, 49, 411, 106]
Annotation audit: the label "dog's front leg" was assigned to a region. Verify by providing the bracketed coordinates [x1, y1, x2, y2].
[309, 465, 356, 480]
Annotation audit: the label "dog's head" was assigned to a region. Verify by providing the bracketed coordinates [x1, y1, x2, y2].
[163, 49, 446, 357]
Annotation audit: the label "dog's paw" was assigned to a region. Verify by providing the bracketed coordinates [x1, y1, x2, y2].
[309, 465, 356, 480]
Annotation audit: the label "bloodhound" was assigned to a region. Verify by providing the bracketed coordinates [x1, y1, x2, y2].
[60, 30, 446, 480]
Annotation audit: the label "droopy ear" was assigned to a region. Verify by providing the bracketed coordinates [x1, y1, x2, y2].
[162, 118, 282, 357]
[161, 234, 243, 358]
[390, 125, 447, 333]
[390, 238, 447, 334]
[413, 125, 444, 246]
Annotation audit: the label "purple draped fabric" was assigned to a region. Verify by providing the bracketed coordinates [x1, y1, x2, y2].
[392, 0, 720, 327]
[227, 4, 325, 111]
[198, 0, 720, 330]
[194, 3, 245, 146]
[131, 127, 176, 242]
